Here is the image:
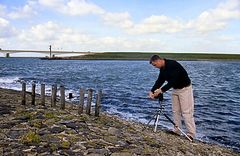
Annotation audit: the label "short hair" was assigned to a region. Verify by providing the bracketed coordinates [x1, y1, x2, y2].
[149, 55, 162, 64]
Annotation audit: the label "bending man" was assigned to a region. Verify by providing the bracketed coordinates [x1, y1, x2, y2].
[148, 55, 196, 140]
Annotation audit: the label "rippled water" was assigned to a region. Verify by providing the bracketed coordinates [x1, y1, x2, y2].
[0, 58, 239, 151]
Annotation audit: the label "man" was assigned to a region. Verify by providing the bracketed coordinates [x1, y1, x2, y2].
[148, 55, 196, 140]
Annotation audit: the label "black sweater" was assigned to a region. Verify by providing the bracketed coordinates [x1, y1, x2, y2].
[151, 59, 191, 93]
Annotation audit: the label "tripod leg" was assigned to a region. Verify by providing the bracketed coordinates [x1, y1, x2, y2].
[143, 113, 157, 131]
[154, 114, 160, 132]
[146, 113, 157, 126]
[176, 127, 193, 142]
[163, 113, 193, 142]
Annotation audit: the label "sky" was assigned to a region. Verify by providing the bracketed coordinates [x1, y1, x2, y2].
[0, 0, 240, 57]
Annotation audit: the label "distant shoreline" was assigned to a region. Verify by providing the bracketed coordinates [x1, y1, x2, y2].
[1, 52, 240, 61]
[43, 52, 240, 61]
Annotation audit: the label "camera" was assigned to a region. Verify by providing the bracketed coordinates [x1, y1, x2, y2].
[155, 93, 163, 101]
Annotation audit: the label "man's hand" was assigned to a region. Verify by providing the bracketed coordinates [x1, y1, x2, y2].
[153, 88, 162, 98]
[148, 91, 155, 99]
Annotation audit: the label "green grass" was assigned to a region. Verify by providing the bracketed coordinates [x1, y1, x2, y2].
[65, 52, 240, 61]
[21, 130, 41, 144]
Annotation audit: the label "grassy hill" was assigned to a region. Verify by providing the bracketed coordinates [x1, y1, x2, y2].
[63, 52, 240, 61]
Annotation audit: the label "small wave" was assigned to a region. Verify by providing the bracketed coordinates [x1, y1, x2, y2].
[0, 76, 20, 84]
[0, 76, 22, 91]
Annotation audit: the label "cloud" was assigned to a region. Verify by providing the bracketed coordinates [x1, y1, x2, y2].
[38, 0, 104, 16]
[17, 21, 92, 50]
[19, 21, 59, 41]
[101, 12, 134, 29]
[125, 0, 240, 35]
[16, 20, 166, 51]
[186, 0, 240, 33]
[0, 17, 8, 27]
[8, 1, 38, 19]
[127, 15, 185, 34]
[218, 35, 235, 41]
[99, 0, 240, 35]
[90, 36, 167, 51]
[0, 17, 17, 38]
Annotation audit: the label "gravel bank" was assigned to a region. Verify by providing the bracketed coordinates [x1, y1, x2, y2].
[0, 88, 239, 156]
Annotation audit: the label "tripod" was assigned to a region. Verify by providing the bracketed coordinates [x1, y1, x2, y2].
[145, 94, 193, 142]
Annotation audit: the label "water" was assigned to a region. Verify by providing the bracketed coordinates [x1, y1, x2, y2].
[0, 58, 239, 151]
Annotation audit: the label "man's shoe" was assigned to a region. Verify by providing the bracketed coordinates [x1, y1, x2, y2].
[187, 135, 194, 141]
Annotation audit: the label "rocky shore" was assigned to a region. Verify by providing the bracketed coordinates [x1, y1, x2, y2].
[0, 88, 239, 156]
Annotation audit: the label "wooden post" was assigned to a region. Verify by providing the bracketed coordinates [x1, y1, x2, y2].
[21, 82, 26, 105]
[41, 84, 45, 106]
[69, 93, 73, 99]
[78, 88, 84, 115]
[86, 89, 93, 115]
[31, 83, 36, 105]
[69, 93, 74, 110]
[95, 90, 102, 117]
[51, 84, 57, 107]
[60, 85, 65, 109]
[6, 53, 10, 58]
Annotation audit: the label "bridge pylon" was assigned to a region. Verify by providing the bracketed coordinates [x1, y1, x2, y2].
[5, 53, 10, 58]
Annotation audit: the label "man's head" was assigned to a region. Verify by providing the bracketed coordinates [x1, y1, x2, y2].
[149, 55, 165, 69]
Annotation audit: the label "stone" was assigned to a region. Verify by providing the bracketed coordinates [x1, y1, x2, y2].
[0, 105, 14, 115]
[108, 147, 125, 153]
[108, 127, 121, 136]
[7, 129, 25, 139]
[185, 151, 195, 156]
[12, 149, 26, 156]
[58, 149, 77, 156]
[111, 152, 133, 156]
[38, 129, 51, 136]
[0, 109, 11, 115]
[0, 132, 7, 140]
[36, 146, 51, 153]
[87, 148, 109, 155]
[35, 112, 45, 119]
[117, 140, 129, 146]
[49, 126, 64, 134]
[0, 122, 16, 129]
[61, 121, 88, 132]
[14, 116, 30, 122]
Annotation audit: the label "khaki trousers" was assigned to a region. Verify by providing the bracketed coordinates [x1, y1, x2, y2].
[172, 85, 196, 138]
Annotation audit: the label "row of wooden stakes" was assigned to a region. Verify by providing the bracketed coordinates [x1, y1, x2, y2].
[21, 82, 102, 117]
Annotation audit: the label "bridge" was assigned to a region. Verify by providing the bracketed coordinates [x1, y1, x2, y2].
[0, 49, 93, 57]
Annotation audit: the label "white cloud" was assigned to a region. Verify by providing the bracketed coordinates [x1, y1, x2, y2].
[38, 0, 104, 16]
[186, 0, 240, 33]
[17, 21, 92, 50]
[125, 0, 240, 35]
[15, 21, 167, 52]
[38, 0, 134, 30]
[38, 0, 65, 8]
[90, 37, 167, 52]
[20, 21, 59, 41]
[127, 15, 185, 34]
[0, 17, 8, 27]
[0, 38, 5, 44]
[0, 17, 17, 38]
[218, 35, 235, 41]
[8, 1, 38, 19]
[101, 12, 134, 29]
